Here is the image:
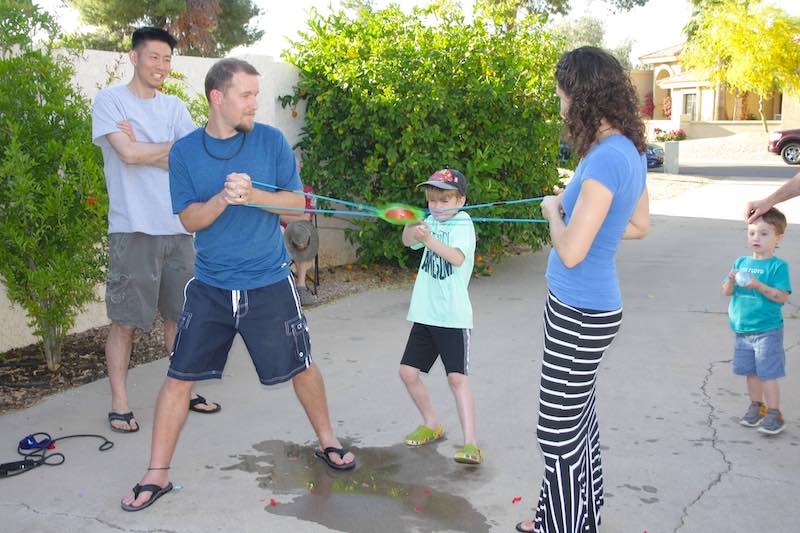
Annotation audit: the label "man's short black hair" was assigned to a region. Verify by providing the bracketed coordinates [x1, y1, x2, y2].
[132, 27, 177, 52]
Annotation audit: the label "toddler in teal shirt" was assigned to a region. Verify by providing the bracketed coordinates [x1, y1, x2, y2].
[723, 207, 791, 435]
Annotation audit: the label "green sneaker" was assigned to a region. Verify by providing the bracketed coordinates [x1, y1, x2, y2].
[404, 424, 444, 446]
[454, 443, 483, 465]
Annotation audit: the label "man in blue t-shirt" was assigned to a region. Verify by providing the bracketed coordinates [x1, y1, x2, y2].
[723, 208, 792, 436]
[121, 58, 355, 512]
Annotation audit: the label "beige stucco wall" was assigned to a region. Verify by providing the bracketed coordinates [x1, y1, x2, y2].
[722, 91, 780, 121]
[652, 67, 674, 120]
[680, 120, 782, 138]
[781, 93, 800, 128]
[699, 87, 715, 122]
[0, 285, 108, 353]
[0, 50, 358, 352]
[629, 69, 653, 109]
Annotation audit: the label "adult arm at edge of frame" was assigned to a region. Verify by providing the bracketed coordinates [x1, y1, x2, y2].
[745, 171, 800, 223]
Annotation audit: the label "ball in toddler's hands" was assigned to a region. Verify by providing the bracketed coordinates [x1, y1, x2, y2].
[735, 271, 752, 287]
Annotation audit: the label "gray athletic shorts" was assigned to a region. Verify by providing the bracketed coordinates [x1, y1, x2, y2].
[105, 232, 194, 330]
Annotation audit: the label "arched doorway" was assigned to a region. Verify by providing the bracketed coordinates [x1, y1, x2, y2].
[653, 66, 672, 119]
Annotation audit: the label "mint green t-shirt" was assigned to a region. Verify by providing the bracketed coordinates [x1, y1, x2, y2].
[407, 211, 475, 329]
[728, 255, 792, 333]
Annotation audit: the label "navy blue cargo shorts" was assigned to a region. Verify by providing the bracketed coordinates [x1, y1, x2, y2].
[168, 275, 312, 385]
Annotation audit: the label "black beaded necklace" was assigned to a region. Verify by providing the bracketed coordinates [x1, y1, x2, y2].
[201, 125, 246, 161]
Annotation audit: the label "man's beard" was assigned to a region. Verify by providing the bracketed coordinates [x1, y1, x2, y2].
[234, 119, 255, 133]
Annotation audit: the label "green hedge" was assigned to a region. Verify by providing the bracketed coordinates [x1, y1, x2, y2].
[282, 6, 562, 267]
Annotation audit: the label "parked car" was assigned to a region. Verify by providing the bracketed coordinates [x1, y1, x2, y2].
[559, 141, 663, 168]
[559, 141, 573, 164]
[645, 143, 664, 168]
[768, 128, 800, 165]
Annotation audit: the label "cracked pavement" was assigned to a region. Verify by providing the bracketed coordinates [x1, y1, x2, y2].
[1, 167, 800, 532]
[673, 359, 733, 533]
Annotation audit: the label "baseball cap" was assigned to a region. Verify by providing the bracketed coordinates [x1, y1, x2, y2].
[416, 168, 467, 196]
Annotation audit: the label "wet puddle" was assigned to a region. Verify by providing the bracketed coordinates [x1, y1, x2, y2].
[221, 440, 491, 533]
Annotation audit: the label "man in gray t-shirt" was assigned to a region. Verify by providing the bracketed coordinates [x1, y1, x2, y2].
[92, 27, 220, 433]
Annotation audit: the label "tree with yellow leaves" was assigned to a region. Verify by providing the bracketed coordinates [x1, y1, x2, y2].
[681, 0, 800, 132]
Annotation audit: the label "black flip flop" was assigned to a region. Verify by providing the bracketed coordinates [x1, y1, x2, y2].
[121, 482, 173, 512]
[315, 446, 356, 471]
[108, 411, 139, 433]
[515, 521, 535, 532]
[189, 394, 221, 414]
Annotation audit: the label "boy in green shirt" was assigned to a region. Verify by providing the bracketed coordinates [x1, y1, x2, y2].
[723, 207, 792, 435]
[399, 168, 481, 464]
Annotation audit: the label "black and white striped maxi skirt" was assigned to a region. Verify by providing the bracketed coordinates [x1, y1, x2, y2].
[533, 292, 622, 533]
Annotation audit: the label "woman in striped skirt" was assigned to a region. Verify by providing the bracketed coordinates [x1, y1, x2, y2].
[516, 47, 650, 533]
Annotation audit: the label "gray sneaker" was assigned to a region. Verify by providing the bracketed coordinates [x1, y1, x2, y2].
[298, 286, 319, 308]
[758, 409, 786, 435]
[740, 402, 766, 427]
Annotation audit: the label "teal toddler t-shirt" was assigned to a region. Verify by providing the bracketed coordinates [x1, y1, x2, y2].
[728, 255, 791, 333]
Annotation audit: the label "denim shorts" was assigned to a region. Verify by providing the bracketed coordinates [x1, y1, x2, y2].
[733, 327, 786, 380]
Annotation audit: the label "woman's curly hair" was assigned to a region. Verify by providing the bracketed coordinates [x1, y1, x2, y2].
[556, 46, 647, 158]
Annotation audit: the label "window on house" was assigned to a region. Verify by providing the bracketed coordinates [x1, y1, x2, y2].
[683, 93, 697, 121]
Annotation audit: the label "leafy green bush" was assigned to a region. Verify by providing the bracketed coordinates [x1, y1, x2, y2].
[0, 1, 107, 370]
[160, 71, 209, 125]
[282, 6, 562, 266]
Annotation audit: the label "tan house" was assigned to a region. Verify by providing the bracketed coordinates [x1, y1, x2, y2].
[631, 44, 800, 139]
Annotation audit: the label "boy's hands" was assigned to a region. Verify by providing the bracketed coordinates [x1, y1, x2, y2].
[722, 269, 737, 296]
[724, 269, 788, 303]
[410, 221, 465, 267]
[412, 222, 431, 244]
[728, 269, 759, 290]
[724, 269, 758, 289]
[740, 276, 759, 290]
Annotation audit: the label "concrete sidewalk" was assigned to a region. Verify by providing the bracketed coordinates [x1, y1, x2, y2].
[1, 174, 799, 533]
